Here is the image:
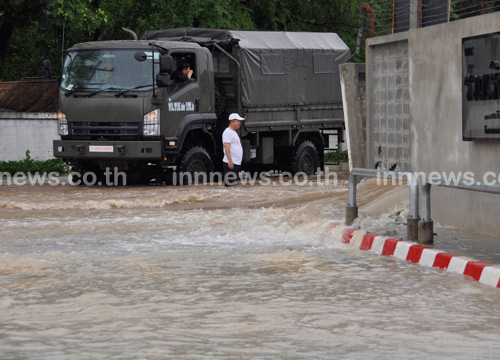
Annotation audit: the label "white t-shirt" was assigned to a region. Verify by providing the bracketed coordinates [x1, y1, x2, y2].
[222, 127, 243, 165]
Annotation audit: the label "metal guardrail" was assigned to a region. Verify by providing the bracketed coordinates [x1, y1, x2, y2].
[435, 179, 500, 193]
[346, 168, 420, 242]
[422, 179, 500, 229]
[346, 168, 500, 244]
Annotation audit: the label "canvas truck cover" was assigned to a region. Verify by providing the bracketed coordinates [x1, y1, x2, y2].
[144, 28, 350, 107]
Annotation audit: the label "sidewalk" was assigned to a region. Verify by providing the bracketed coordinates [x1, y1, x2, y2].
[330, 223, 500, 288]
[331, 176, 500, 287]
[431, 226, 500, 265]
[353, 215, 500, 265]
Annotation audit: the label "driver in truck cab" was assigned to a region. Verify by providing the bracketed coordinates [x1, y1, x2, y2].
[172, 62, 195, 83]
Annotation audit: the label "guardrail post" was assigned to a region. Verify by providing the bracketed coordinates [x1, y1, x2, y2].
[345, 168, 500, 245]
[346, 174, 358, 225]
[418, 183, 433, 244]
[406, 173, 419, 242]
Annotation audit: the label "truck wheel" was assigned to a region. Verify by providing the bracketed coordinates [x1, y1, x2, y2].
[292, 140, 319, 175]
[69, 172, 85, 186]
[69, 164, 103, 186]
[178, 146, 214, 185]
[127, 171, 148, 186]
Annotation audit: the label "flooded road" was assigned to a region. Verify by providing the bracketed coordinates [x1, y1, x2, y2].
[1, 177, 500, 359]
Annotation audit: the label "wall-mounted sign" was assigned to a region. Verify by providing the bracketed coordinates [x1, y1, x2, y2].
[462, 32, 500, 141]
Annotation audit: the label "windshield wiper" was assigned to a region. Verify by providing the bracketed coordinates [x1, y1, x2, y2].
[115, 84, 153, 98]
[86, 87, 122, 97]
[64, 83, 104, 97]
[64, 87, 88, 97]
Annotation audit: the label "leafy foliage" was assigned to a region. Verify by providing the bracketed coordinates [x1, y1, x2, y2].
[0, 150, 69, 174]
[1, 0, 368, 80]
[324, 150, 349, 163]
[0, 0, 49, 25]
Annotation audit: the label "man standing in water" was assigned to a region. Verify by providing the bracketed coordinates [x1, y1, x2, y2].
[222, 113, 245, 187]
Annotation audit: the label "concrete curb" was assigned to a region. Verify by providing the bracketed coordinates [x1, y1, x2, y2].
[331, 223, 500, 288]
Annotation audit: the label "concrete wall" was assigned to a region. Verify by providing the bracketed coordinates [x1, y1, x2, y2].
[409, 12, 500, 237]
[0, 112, 58, 161]
[366, 33, 411, 172]
[340, 63, 367, 169]
[360, 12, 500, 237]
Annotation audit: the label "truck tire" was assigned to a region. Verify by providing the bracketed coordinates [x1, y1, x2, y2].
[178, 146, 214, 185]
[292, 140, 319, 175]
[69, 164, 104, 186]
[127, 170, 149, 185]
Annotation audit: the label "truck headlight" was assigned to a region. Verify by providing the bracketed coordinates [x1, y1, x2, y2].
[58, 111, 68, 136]
[143, 109, 160, 136]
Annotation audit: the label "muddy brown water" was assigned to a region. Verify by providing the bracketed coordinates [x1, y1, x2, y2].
[1, 177, 500, 359]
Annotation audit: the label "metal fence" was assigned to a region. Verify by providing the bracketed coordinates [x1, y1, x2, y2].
[362, 0, 500, 37]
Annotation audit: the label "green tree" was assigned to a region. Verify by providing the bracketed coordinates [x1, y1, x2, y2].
[0, 0, 49, 76]
[1, 0, 368, 80]
[245, 0, 365, 59]
[46, 0, 110, 42]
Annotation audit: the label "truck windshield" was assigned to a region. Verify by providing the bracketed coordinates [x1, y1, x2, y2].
[61, 49, 159, 93]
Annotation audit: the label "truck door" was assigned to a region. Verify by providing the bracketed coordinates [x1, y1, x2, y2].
[164, 52, 201, 137]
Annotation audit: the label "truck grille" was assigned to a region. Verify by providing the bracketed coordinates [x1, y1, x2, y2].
[69, 122, 142, 140]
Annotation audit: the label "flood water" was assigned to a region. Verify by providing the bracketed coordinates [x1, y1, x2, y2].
[1, 176, 500, 359]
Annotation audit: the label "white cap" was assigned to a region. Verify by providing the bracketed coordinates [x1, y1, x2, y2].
[228, 113, 245, 121]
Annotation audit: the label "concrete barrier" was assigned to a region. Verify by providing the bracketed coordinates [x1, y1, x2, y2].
[330, 223, 500, 289]
[0, 112, 58, 161]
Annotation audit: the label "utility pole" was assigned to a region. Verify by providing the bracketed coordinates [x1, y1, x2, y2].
[409, 0, 420, 30]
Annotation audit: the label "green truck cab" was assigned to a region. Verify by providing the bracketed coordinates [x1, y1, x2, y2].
[53, 29, 350, 184]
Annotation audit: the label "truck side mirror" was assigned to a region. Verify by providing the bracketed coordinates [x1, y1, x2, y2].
[160, 55, 173, 74]
[42, 58, 52, 78]
[134, 51, 147, 62]
[490, 60, 500, 70]
[156, 73, 170, 87]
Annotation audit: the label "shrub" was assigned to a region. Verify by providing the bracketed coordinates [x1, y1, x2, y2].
[0, 150, 68, 174]
[324, 150, 348, 163]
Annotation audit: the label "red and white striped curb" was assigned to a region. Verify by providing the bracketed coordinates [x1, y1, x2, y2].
[330, 223, 500, 288]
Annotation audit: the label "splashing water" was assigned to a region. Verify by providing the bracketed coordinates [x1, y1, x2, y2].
[1, 179, 500, 359]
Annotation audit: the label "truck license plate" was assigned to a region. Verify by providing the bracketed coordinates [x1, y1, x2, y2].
[89, 145, 114, 153]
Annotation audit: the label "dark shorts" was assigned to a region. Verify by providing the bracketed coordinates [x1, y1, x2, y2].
[222, 162, 241, 186]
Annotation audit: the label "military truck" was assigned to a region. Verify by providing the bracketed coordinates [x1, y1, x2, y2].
[53, 28, 350, 184]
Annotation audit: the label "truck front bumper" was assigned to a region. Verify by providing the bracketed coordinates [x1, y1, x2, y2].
[53, 140, 163, 159]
